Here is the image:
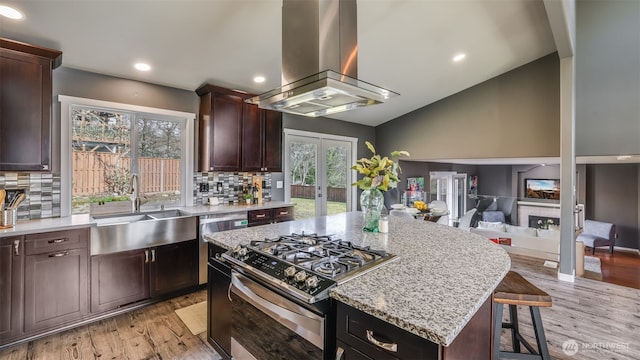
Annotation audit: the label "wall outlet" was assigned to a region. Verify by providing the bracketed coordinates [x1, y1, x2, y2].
[276, 181, 283, 189]
[199, 183, 209, 192]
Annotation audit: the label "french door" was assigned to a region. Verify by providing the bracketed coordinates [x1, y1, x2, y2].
[284, 130, 356, 219]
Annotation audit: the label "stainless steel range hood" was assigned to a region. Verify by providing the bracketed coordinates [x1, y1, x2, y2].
[246, 0, 398, 117]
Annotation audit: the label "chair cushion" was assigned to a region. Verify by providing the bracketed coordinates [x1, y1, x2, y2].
[482, 210, 505, 223]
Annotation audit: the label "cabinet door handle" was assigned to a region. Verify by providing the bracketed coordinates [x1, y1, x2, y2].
[256, 214, 266, 218]
[279, 211, 289, 215]
[145, 250, 149, 263]
[151, 249, 156, 263]
[48, 251, 69, 258]
[366, 330, 398, 352]
[48, 238, 67, 244]
[13, 240, 20, 256]
[335, 346, 345, 360]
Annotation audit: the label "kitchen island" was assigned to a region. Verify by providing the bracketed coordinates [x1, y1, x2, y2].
[205, 211, 511, 359]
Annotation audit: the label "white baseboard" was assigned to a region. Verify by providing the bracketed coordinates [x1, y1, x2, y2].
[557, 271, 575, 283]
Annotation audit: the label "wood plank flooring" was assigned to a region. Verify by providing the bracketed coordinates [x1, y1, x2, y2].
[591, 248, 640, 290]
[2, 253, 639, 360]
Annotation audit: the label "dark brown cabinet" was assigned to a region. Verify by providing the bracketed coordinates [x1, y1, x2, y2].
[91, 240, 199, 314]
[242, 104, 283, 172]
[247, 206, 294, 227]
[207, 243, 232, 360]
[0, 38, 62, 171]
[150, 240, 199, 297]
[197, 84, 283, 172]
[196, 85, 245, 172]
[23, 229, 89, 332]
[91, 249, 149, 313]
[0, 236, 23, 342]
[335, 298, 492, 360]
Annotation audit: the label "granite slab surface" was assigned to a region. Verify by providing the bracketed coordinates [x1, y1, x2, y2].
[204, 212, 511, 347]
[0, 202, 293, 237]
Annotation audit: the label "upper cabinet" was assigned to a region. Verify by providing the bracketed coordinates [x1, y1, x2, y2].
[0, 38, 62, 171]
[242, 104, 282, 172]
[196, 84, 282, 172]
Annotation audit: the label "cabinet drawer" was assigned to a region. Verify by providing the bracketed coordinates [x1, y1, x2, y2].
[336, 302, 438, 360]
[273, 206, 294, 222]
[25, 228, 88, 255]
[248, 209, 273, 223]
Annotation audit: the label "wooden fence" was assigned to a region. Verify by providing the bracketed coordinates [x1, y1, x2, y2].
[291, 185, 346, 202]
[72, 151, 180, 196]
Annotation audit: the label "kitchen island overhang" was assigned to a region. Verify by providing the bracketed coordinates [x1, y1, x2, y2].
[205, 211, 511, 348]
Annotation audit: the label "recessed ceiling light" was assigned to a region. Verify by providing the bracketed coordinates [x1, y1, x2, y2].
[253, 75, 266, 83]
[453, 53, 466, 62]
[134, 63, 151, 71]
[0, 5, 24, 19]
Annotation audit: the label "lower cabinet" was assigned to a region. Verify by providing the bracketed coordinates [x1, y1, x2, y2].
[0, 236, 23, 341]
[207, 244, 232, 360]
[247, 206, 294, 227]
[91, 249, 149, 313]
[23, 229, 89, 333]
[335, 297, 492, 360]
[150, 240, 199, 297]
[91, 239, 198, 314]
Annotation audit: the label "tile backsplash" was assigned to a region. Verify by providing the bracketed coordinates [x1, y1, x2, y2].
[0, 172, 61, 220]
[193, 172, 272, 205]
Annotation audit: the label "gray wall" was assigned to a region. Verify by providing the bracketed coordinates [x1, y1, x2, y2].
[585, 164, 639, 249]
[575, 0, 640, 156]
[375, 53, 560, 161]
[51, 67, 199, 172]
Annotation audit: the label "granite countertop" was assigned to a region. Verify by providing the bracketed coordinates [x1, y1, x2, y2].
[0, 201, 294, 237]
[204, 212, 511, 347]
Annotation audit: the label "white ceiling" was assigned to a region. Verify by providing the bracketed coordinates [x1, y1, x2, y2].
[0, 0, 556, 126]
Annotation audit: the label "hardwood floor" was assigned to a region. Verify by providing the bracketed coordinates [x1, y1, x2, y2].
[0, 291, 221, 360]
[590, 248, 640, 290]
[2, 254, 639, 360]
[504, 254, 640, 360]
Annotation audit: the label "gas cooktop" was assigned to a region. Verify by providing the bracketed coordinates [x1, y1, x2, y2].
[221, 232, 397, 303]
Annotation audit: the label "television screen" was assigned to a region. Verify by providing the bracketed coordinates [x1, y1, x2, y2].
[525, 179, 560, 200]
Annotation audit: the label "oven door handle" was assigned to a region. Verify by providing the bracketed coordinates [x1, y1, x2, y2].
[230, 271, 324, 349]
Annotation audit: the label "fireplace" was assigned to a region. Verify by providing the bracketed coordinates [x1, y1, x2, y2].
[529, 215, 559, 229]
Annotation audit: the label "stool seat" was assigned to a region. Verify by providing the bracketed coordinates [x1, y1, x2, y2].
[493, 271, 552, 360]
[494, 271, 552, 307]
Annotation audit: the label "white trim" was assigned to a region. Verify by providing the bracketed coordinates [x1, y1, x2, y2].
[557, 271, 575, 283]
[283, 129, 358, 215]
[516, 201, 561, 208]
[58, 95, 195, 216]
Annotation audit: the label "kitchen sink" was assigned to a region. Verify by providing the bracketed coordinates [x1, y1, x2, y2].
[90, 210, 197, 255]
[91, 213, 154, 225]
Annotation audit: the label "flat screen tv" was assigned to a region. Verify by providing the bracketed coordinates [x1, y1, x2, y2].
[525, 179, 560, 200]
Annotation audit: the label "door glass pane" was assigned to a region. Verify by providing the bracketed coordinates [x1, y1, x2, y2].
[71, 107, 132, 214]
[289, 141, 317, 219]
[325, 143, 348, 215]
[136, 117, 182, 210]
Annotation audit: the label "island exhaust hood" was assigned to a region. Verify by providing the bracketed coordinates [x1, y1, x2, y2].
[245, 0, 398, 117]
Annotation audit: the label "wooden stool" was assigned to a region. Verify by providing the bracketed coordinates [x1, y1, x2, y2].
[493, 271, 552, 360]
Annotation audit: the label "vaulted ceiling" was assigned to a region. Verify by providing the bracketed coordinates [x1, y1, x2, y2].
[1, 0, 556, 126]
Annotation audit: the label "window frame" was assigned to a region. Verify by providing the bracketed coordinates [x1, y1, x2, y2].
[59, 95, 195, 216]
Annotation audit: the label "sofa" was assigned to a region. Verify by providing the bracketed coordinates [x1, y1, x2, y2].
[576, 220, 616, 255]
[469, 221, 560, 261]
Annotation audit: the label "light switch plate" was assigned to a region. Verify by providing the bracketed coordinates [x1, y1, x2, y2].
[276, 181, 283, 189]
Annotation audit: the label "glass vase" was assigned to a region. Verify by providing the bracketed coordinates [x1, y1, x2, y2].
[360, 188, 384, 232]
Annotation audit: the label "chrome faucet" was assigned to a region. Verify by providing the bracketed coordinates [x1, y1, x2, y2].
[130, 174, 141, 212]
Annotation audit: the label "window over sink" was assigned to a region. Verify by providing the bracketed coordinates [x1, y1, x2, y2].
[59, 96, 195, 216]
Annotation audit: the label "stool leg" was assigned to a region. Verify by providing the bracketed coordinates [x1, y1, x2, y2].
[509, 305, 521, 353]
[530, 306, 551, 360]
[493, 303, 503, 360]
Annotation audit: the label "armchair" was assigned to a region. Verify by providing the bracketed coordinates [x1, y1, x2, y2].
[577, 220, 616, 255]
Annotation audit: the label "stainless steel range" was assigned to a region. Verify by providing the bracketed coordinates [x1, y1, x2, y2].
[209, 232, 397, 360]
[222, 232, 397, 303]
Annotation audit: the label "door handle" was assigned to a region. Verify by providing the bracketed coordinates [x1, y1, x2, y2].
[48, 251, 69, 258]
